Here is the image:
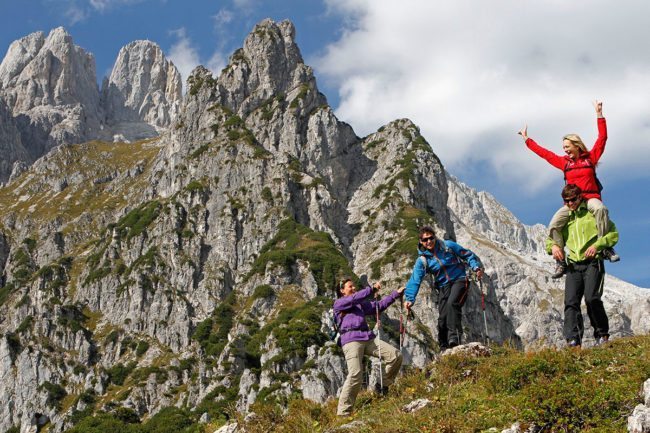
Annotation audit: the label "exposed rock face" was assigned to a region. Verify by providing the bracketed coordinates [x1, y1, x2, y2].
[101, 40, 182, 133]
[0, 18, 648, 433]
[0, 98, 28, 183]
[0, 27, 101, 159]
[0, 28, 182, 183]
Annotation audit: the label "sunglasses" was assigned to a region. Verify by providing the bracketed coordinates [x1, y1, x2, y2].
[563, 196, 580, 204]
[420, 236, 435, 243]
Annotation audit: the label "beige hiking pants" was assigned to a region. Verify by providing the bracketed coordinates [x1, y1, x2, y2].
[337, 338, 402, 416]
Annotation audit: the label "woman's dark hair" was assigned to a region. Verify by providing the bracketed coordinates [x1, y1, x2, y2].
[335, 277, 352, 298]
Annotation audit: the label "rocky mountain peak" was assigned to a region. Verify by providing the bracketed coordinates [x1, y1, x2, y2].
[0, 26, 99, 113]
[216, 18, 325, 116]
[101, 39, 182, 131]
[0, 31, 45, 89]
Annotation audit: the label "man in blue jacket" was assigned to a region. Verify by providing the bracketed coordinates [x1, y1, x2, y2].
[405, 226, 484, 349]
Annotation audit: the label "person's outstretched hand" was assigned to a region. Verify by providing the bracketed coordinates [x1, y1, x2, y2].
[518, 124, 528, 140]
[593, 100, 603, 117]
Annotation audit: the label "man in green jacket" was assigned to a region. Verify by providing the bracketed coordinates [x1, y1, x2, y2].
[546, 184, 619, 348]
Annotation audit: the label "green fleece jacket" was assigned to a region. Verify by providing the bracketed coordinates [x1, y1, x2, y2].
[546, 202, 618, 262]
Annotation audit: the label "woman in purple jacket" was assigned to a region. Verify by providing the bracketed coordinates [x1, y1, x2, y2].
[333, 278, 404, 417]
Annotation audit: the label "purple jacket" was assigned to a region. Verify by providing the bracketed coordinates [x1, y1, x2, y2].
[333, 287, 402, 347]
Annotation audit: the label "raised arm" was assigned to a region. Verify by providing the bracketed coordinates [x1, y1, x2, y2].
[333, 287, 373, 313]
[520, 125, 566, 170]
[590, 100, 608, 164]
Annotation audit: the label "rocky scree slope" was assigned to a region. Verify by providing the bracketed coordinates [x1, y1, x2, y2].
[0, 18, 648, 433]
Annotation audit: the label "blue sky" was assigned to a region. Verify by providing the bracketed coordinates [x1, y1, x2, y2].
[1, 0, 649, 287]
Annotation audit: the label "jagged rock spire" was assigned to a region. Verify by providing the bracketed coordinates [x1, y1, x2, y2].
[101, 40, 182, 129]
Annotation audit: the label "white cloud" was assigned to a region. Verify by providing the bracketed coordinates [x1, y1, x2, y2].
[64, 4, 88, 24]
[167, 28, 201, 90]
[232, 0, 256, 12]
[89, 0, 146, 11]
[212, 9, 234, 28]
[317, 0, 650, 195]
[206, 51, 227, 76]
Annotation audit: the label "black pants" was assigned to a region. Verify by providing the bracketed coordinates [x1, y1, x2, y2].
[564, 259, 609, 343]
[438, 279, 469, 348]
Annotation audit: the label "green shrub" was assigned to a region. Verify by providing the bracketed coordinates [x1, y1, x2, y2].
[16, 315, 33, 334]
[0, 282, 16, 306]
[106, 362, 136, 386]
[246, 218, 353, 294]
[40, 381, 67, 409]
[185, 180, 206, 194]
[140, 407, 197, 433]
[136, 340, 150, 357]
[261, 187, 273, 203]
[245, 298, 329, 367]
[57, 304, 89, 334]
[115, 201, 162, 240]
[190, 144, 209, 159]
[191, 293, 236, 359]
[252, 284, 274, 300]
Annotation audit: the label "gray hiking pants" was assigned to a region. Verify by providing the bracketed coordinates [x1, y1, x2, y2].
[564, 259, 609, 343]
[438, 279, 470, 348]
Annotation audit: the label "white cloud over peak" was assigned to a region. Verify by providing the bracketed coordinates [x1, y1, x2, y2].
[167, 28, 201, 90]
[167, 27, 227, 91]
[317, 0, 650, 194]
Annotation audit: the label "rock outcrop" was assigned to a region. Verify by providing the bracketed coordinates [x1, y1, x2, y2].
[101, 40, 182, 135]
[0, 98, 28, 184]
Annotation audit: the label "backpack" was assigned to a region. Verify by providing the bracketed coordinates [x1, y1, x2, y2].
[419, 239, 466, 291]
[563, 159, 604, 194]
[324, 308, 341, 344]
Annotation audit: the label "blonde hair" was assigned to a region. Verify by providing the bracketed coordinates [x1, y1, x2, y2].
[562, 134, 587, 153]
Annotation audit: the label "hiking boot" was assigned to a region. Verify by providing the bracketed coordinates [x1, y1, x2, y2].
[551, 260, 567, 279]
[601, 248, 620, 262]
[595, 335, 610, 346]
[567, 339, 581, 348]
[374, 383, 389, 396]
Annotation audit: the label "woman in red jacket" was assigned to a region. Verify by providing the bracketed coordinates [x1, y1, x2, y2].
[518, 100, 619, 278]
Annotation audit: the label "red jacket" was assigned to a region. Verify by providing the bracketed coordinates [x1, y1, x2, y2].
[526, 118, 607, 200]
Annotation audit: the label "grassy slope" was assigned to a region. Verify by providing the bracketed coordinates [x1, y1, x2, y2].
[237, 336, 650, 433]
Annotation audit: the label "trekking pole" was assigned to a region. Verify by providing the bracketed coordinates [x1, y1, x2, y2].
[478, 277, 489, 344]
[374, 289, 384, 390]
[398, 304, 405, 375]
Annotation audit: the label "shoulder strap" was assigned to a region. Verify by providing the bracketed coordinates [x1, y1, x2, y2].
[419, 255, 436, 289]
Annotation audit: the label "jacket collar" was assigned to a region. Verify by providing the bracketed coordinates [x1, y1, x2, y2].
[569, 201, 588, 215]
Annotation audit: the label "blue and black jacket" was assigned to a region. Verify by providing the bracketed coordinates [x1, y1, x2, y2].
[404, 239, 482, 304]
